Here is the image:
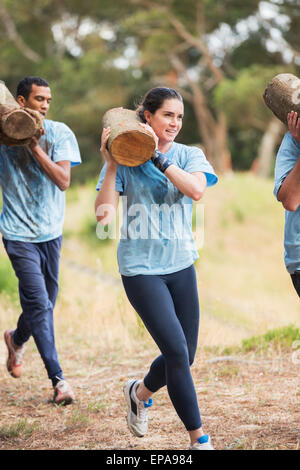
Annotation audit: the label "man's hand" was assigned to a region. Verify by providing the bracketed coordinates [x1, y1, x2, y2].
[287, 111, 300, 144]
[29, 128, 44, 151]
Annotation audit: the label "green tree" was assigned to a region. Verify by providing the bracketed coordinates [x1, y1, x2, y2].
[1, 0, 300, 178]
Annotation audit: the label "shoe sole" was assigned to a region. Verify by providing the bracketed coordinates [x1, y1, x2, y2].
[53, 396, 74, 406]
[123, 381, 145, 438]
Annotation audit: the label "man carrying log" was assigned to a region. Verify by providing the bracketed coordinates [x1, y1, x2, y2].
[0, 76, 81, 403]
[274, 110, 300, 298]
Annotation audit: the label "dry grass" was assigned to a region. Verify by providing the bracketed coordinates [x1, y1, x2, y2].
[0, 343, 299, 450]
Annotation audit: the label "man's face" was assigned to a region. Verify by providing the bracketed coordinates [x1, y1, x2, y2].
[17, 84, 52, 117]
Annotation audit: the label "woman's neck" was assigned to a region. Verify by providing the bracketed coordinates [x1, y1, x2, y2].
[158, 141, 173, 154]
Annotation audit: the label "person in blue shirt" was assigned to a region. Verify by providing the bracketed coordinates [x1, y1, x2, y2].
[0, 76, 81, 404]
[95, 87, 218, 450]
[274, 110, 300, 298]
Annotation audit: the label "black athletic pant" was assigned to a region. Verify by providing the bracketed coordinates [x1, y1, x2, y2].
[291, 271, 300, 298]
[122, 265, 202, 431]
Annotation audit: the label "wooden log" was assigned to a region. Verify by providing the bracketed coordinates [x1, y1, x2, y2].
[263, 73, 300, 125]
[0, 80, 17, 106]
[102, 107, 156, 167]
[0, 81, 43, 145]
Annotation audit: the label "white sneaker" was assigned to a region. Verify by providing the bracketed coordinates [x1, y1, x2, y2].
[190, 435, 214, 450]
[123, 379, 153, 437]
[53, 379, 75, 406]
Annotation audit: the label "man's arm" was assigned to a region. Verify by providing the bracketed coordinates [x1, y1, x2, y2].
[277, 111, 300, 212]
[29, 136, 71, 191]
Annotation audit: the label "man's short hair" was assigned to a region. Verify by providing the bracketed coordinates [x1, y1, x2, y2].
[17, 76, 49, 100]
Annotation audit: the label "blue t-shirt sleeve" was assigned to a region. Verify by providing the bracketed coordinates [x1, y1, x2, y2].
[274, 132, 300, 199]
[183, 146, 218, 187]
[53, 123, 81, 167]
[96, 163, 124, 194]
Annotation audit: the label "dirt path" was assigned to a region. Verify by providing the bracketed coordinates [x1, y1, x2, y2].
[0, 343, 299, 451]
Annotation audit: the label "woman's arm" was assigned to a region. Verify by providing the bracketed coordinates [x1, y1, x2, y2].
[95, 127, 120, 225]
[140, 123, 207, 201]
[164, 166, 207, 201]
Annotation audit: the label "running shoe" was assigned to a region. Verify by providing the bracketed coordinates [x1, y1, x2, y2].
[53, 379, 75, 405]
[190, 434, 214, 450]
[123, 379, 153, 437]
[4, 329, 25, 378]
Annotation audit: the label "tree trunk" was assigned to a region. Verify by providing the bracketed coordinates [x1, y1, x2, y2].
[211, 111, 232, 174]
[189, 83, 232, 173]
[102, 107, 156, 167]
[263, 73, 300, 125]
[0, 82, 43, 145]
[251, 117, 285, 177]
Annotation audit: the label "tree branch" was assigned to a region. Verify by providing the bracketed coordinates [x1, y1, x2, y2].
[170, 54, 217, 134]
[130, 0, 224, 83]
[0, 0, 41, 62]
[196, 0, 205, 37]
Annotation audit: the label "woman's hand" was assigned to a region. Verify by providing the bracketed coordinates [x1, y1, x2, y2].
[100, 127, 116, 166]
[287, 111, 300, 144]
[139, 122, 159, 149]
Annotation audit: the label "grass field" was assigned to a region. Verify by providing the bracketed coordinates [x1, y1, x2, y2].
[0, 172, 299, 450]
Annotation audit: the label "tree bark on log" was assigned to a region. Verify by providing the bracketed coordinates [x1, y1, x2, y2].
[0, 81, 43, 146]
[263, 73, 300, 125]
[102, 107, 156, 167]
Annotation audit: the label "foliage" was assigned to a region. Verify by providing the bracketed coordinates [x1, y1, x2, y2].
[214, 64, 295, 168]
[241, 325, 300, 353]
[0, 257, 18, 300]
[215, 65, 288, 129]
[1, 0, 300, 176]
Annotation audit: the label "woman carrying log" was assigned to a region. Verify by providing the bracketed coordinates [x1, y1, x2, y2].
[95, 87, 218, 450]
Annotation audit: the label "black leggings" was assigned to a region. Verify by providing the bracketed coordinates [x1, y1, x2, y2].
[122, 265, 201, 431]
[291, 271, 300, 298]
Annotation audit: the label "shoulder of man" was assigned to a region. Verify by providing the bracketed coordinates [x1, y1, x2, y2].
[44, 119, 75, 136]
[280, 131, 300, 152]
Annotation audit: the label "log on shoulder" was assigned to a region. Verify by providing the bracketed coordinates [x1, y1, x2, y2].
[102, 107, 156, 167]
[263, 73, 300, 125]
[0, 81, 43, 145]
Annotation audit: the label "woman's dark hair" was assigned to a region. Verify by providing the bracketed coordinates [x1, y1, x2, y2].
[17, 76, 49, 100]
[137, 87, 183, 123]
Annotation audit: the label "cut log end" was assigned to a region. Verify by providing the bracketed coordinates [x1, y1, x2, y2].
[103, 107, 156, 167]
[110, 131, 156, 167]
[2, 109, 37, 139]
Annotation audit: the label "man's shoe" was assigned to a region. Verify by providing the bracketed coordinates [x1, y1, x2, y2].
[53, 380, 75, 405]
[4, 330, 25, 378]
[190, 434, 215, 450]
[123, 379, 153, 437]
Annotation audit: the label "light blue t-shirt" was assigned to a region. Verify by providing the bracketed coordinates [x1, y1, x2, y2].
[0, 119, 81, 243]
[274, 132, 300, 274]
[97, 142, 218, 276]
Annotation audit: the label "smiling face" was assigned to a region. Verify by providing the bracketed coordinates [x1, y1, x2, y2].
[144, 98, 184, 149]
[17, 84, 52, 117]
